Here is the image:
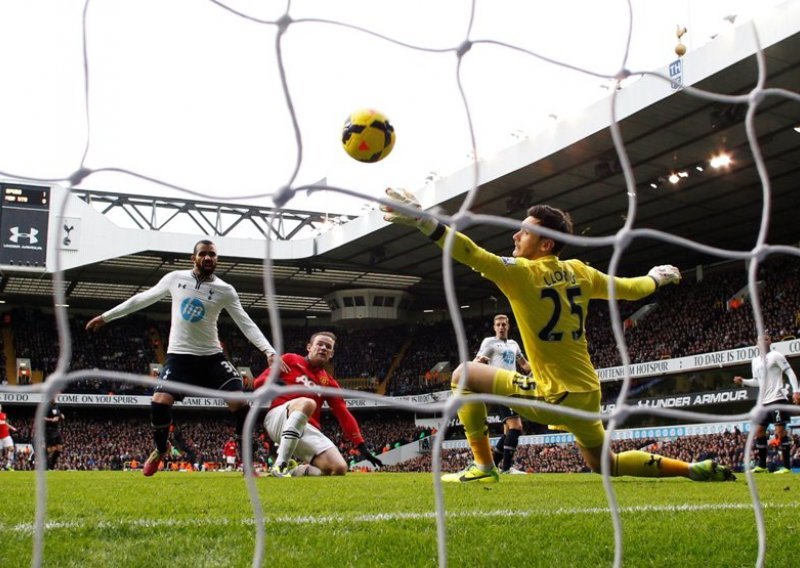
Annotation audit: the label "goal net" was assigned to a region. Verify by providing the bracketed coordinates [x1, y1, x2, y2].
[0, 1, 798, 567]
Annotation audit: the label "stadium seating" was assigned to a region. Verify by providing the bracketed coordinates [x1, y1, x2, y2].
[1, 257, 797, 395]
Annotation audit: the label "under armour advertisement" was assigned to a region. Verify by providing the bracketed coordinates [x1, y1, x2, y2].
[0, 182, 50, 268]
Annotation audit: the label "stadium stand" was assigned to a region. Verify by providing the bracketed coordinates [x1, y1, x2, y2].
[1, 255, 798, 398]
[382, 431, 800, 474]
[1, 257, 798, 475]
[7, 407, 797, 474]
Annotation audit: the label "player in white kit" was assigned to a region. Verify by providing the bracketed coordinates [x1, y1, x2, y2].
[733, 334, 800, 474]
[87, 240, 280, 476]
[474, 314, 531, 473]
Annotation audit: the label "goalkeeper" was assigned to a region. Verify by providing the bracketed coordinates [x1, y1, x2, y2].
[382, 188, 735, 483]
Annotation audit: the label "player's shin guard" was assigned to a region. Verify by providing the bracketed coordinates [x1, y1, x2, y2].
[150, 401, 172, 454]
[613, 450, 690, 478]
[780, 436, 792, 469]
[756, 436, 768, 469]
[458, 401, 493, 467]
[502, 428, 521, 471]
[276, 411, 308, 467]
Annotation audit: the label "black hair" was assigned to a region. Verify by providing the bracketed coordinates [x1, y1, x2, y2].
[526, 204, 573, 255]
[193, 239, 215, 255]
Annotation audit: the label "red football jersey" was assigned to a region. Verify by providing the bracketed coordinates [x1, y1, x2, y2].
[0, 412, 10, 438]
[222, 440, 237, 458]
[254, 353, 364, 446]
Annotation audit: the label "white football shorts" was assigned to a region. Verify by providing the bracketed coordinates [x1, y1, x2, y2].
[264, 401, 335, 463]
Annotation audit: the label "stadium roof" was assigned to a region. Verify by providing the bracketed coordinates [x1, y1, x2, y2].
[2, 14, 799, 319]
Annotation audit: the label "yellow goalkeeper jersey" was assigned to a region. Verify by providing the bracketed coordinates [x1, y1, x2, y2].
[437, 228, 657, 394]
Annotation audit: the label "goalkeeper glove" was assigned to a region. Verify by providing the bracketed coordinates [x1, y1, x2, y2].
[647, 265, 681, 287]
[357, 442, 383, 468]
[380, 187, 439, 236]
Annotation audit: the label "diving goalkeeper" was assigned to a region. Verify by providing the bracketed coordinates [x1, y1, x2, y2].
[381, 188, 735, 483]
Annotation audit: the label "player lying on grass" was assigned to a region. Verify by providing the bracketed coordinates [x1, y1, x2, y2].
[254, 331, 383, 477]
[381, 188, 736, 483]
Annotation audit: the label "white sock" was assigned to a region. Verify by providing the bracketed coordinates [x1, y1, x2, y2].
[276, 411, 308, 466]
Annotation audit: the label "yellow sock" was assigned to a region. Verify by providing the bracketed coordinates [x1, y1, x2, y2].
[614, 450, 690, 478]
[458, 401, 494, 467]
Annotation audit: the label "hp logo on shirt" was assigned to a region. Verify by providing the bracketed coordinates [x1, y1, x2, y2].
[180, 297, 206, 322]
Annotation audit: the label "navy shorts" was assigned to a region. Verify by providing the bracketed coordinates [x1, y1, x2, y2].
[156, 353, 242, 401]
[45, 432, 63, 447]
[491, 404, 520, 423]
[755, 399, 793, 428]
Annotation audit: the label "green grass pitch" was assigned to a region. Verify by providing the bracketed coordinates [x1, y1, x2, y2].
[1, 471, 798, 567]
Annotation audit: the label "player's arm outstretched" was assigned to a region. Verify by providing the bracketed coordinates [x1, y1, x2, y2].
[327, 394, 383, 468]
[382, 187, 681, 298]
[380, 187, 520, 286]
[85, 273, 172, 331]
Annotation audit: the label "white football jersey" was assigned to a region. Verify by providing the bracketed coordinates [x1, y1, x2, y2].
[102, 270, 275, 357]
[740, 350, 799, 404]
[476, 337, 524, 372]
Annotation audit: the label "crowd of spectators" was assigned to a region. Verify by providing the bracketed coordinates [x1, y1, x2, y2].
[0, 257, 798, 398]
[385, 319, 483, 396]
[588, 257, 800, 368]
[384, 430, 800, 474]
[5, 407, 798, 474]
[6, 308, 158, 394]
[2, 408, 431, 472]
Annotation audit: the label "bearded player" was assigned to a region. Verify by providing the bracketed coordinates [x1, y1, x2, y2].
[87, 239, 282, 477]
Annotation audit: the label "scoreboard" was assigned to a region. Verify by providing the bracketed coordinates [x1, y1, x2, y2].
[0, 181, 51, 269]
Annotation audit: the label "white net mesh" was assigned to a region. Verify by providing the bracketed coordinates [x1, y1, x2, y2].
[1, 2, 799, 567]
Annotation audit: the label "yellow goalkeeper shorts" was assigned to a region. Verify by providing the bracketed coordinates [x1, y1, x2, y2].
[492, 368, 605, 449]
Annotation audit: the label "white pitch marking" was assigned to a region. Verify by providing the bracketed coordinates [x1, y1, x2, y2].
[6, 501, 798, 535]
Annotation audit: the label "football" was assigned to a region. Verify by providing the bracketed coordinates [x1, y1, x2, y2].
[341, 108, 396, 163]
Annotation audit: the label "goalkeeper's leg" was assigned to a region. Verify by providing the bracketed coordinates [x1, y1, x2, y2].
[579, 444, 735, 481]
[567, 392, 735, 481]
[445, 363, 500, 476]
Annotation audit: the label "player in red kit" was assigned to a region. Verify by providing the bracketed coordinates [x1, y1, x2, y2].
[0, 404, 18, 470]
[254, 331, 383, 477]
[222, 437, 238, 471]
